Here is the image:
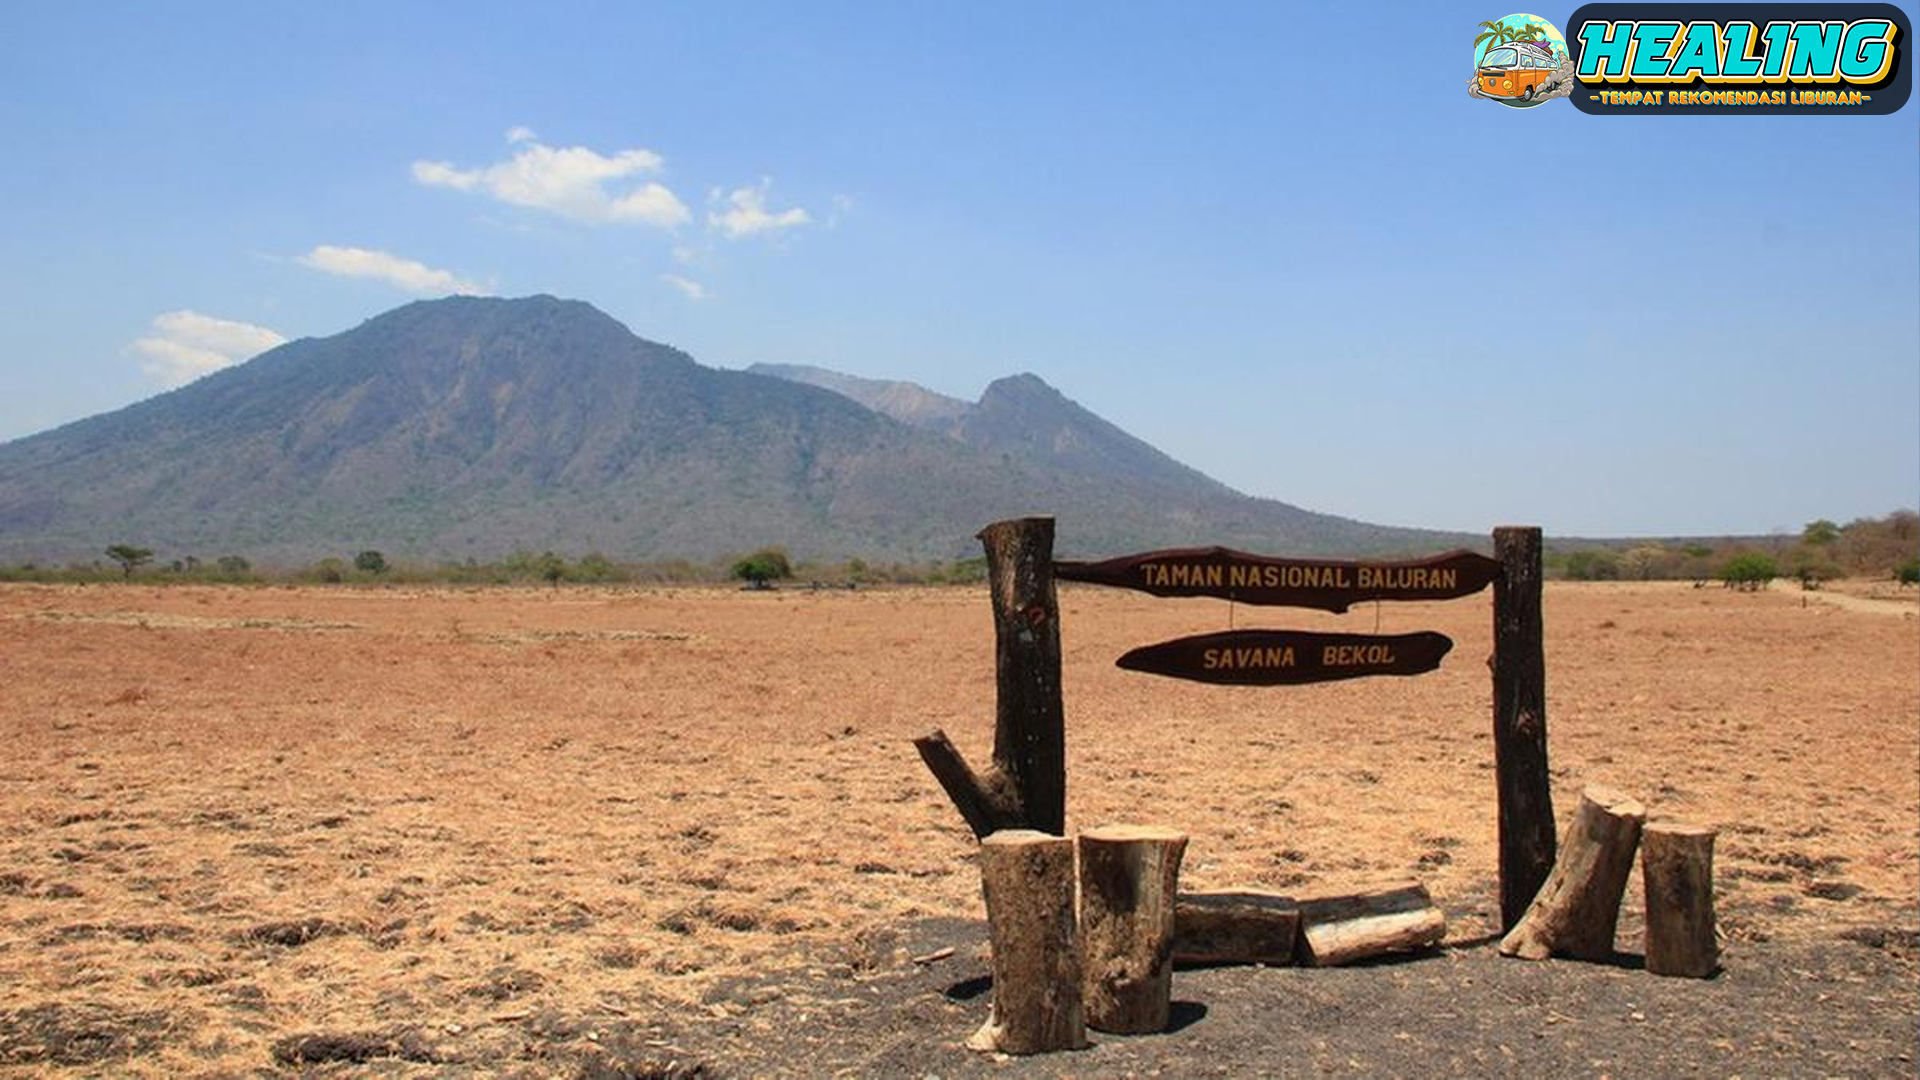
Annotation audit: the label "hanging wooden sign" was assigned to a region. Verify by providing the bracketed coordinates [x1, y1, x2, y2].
[1054, 547, 1500, 613]
[1115, 629, 1454, 686]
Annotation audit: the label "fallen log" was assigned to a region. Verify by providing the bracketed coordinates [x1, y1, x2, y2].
[1077, 825, 1188, 1034]
[967, 829, 1087, 1055]
[1500, 784, 1646, 961]
[1173, 890, 1300, 966]
[1296, 880, 1445, 967]
[1642, 821, 1719, 978]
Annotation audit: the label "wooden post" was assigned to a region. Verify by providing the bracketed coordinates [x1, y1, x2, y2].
[1077, 825, 1187, 1034]
[968, 830, 1087, 1055]
[1173, 891, 1300, 966]
[1500, 784, 1645, 961]
[1492, 525, 1556, 930]
[1296, 880, 1446, 967]
[1642, 822, 1719, 978]
[915, 517, 1067, 837]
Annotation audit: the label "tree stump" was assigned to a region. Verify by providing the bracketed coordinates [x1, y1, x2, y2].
[1077, 825, 1188, 1034]
[1173, 890, 1300, 966]
[1500, 784, 1646, 961]
[1296, 880, 1446, 967]
[968, 830, 1087, 1055]
[1642, 822, 1719, 978]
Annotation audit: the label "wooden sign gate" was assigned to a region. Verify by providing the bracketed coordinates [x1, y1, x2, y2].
[915, 516, 1557, 932]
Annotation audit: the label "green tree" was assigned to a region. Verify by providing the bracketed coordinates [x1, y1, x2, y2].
[537, 551, 567, 586]
[1896, 558, 1919, 586]
[730, 547, 793, 586]
[1785, 545, 1840, 589]
[215, 554, 251, 577]
[1720, 552, 1779, 591]
[354, 550, 389, 575]
[1801, 519, 1841, 546]
[104, 544, 153, 580]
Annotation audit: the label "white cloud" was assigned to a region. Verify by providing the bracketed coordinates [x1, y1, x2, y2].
[708, 179, 811, 239]
[411, 136, 690, 228]
[670, 242, 713, 267]
[295, 244, 488, 295]
[131, 310, 286, 387]
[660, 274, 711, 302]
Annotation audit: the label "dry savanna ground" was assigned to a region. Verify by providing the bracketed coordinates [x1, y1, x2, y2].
[1, 578, 1915, 1073]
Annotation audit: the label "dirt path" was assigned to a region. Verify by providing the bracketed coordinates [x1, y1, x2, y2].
[1792, 585, 1919, 617]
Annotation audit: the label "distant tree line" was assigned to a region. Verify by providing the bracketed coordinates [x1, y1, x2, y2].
[1546, 511, 1919, 589]
[0, 543, 992, 588]
[9, 514, 1909, 591]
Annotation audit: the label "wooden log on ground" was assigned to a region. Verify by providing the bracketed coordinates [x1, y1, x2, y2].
[1296, 880, 1446, 967]
[1499, 784, 1646, 961]
[1173, 890, 1299, 966]
[917, 517, 1067, 837]
[967, 830, 1087, 1055]
[1077, 825, 1188, 1034]
[1642, 822, 1719, 978]
[1492, 525, 1557, 931]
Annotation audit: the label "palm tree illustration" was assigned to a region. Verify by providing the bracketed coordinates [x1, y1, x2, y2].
[1476, 18, 1548, 59]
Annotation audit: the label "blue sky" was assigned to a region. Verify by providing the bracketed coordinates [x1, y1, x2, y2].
[2, 2, 1914, 537]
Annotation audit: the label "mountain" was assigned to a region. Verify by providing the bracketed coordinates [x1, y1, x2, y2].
[745, 363, 971, 434]
[748, 364, 1237, 500]
[0, 296, 1467, 564]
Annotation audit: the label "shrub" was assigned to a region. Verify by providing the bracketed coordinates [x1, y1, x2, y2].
[730, 547, 793, 585]
[354, 550, 389, 575]
[1785, 544, 1842, 589]
[572, 552, 623, 583]
[1897, 558, 1919, 586]
[1719, 552, 1778, 591]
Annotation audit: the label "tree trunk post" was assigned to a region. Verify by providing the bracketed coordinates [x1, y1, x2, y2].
[1642, 822, 1719, 978]
[1492, 525, 1556, 930]
[1077, 825, 1188, 1034]
[915, 517, 1068, 838]
[968, 830, 1088, 1055]
[1500, 784, 1646, 961]
[982, 517, 1067, 836]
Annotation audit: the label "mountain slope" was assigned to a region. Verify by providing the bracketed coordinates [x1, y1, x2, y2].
[745, 363, 971, 434]
[0, 296, 1466, 563]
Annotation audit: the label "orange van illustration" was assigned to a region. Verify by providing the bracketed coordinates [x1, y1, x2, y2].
[1477, 40, 1560, 101]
